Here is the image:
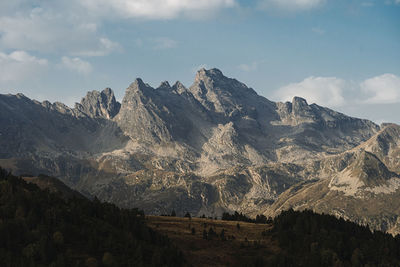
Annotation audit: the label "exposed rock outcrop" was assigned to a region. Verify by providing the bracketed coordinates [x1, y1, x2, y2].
[75, 88, 120, 119]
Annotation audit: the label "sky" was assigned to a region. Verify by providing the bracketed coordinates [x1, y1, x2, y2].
[0, 0, 399, 124]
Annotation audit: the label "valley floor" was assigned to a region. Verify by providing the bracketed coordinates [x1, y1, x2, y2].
[146, 216, 279, 266]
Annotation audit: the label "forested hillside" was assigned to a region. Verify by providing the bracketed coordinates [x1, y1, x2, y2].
[0, 168, 185, 267]
[270, 209, 400, 266]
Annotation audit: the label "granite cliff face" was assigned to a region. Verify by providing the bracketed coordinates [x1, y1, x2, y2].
[2, 68, 399, 234]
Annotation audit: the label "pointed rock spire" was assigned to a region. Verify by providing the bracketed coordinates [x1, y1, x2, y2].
[171, 81, 188, 94]
[123, 78, 156, 101]
[194, 68, 224, 83]
[157, 81, 171, 90]
[75, 88, 120, 119]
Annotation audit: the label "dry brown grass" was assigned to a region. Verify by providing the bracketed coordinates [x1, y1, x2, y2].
[146, 216, 280, 266]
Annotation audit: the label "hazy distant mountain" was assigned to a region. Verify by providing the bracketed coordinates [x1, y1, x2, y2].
[2, 68, 400, 234]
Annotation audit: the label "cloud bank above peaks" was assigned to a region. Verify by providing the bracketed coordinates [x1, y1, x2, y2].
[272, 73, 400, 108]
[0, 51, 48, 82]
[273, 76, 346, 107]
[0, 8, 121, 57]
[361, 74, 400, 104]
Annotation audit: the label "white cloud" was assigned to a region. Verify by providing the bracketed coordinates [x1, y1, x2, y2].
[0, 50, 48, 82]
[385, 0, 400, 5]
[0, 7, 120, 56]
[259, 0, 325, 11]
[272, 73, 400, 108]
[273, 76, 346, 107]
[238, 62, 258, 72]
[61, 57, 93, 75]
[361, 2, 374, 7]
[152, 37, 178, 50]
[0, 0, 234, 59]
[361, 74, 400, 104]
[79, 0, 237, 20]
[74, 38, 122, 57]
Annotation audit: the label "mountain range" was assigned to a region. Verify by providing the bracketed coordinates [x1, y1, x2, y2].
[1, 68, 399, 234]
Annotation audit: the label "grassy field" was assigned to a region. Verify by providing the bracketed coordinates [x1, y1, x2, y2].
[146, 216, 279, 266]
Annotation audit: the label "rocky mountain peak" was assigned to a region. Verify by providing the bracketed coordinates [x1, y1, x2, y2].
[171, 81, 188, 95]
[292, 96, 308, 107]
[127, 78, 150, 92]
[15, 93, 29, 100]
[75, 88, 120, 119]
[195, 68, 224, 82]
[157, 81, 171, 90]
[189, 68, 259, 115]
[290, 96, 314, 118]
[124, 79, 157, 101]
[102, 87, 113, 96]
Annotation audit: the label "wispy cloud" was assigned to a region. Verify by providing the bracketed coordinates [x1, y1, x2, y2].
[258, 0, 326, 12]
[312, 27, 325, 35]
[61, 56, 93, 75]
[238, 61, 259, 72]
[361, 2, 374, 7]
[152, 37, 178, 50]
[79, 0, 237, 20]
[385, 0, 400, 5]
[134, 37, 178, 50]
[0, 50, 48, 82]
[74, 38, 121, 57]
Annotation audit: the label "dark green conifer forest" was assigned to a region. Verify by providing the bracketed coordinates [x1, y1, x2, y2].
[268, 209, 400, 266]
[0, 168, 185, 267]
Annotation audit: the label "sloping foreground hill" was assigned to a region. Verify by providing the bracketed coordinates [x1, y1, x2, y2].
[147, 210, 400, 266]
[22, 174, 87, 200]
[0, 168, 185, 267]
[2, 168, 400, 266]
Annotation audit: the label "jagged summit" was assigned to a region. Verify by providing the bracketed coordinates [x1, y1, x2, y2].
[75, 88, 120, 119]
[292, 96, 308, 106]
[157, 81, 171, 90]
[126, 78, 153, 93]
[171, 81, 188, 95]
[195, 68, 224, 82]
